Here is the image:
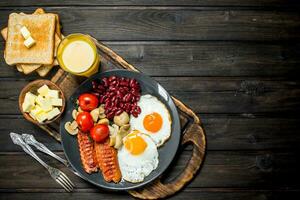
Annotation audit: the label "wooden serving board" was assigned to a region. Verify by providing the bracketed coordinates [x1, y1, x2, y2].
[40, 37, 206, 199]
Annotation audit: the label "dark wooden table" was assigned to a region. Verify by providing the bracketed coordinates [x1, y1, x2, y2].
[1, 1, 300, 199]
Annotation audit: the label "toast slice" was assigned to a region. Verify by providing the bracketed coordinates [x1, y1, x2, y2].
[1, 8, 61, 75]
[5, 13, 56, 65]
[37, 59, 59, 77]
[35, 32, 61, 77]
[33, 8, 61, 76]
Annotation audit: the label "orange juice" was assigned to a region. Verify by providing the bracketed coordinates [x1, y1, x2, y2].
[57, 34, 99, 77]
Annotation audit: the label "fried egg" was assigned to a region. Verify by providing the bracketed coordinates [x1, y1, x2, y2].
[118, 131, 159, 183]
[130, 94, 172, 147]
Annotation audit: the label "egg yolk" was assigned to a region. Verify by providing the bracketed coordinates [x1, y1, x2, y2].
[143, 112, 163, 133]
[124, 133, 147, 155]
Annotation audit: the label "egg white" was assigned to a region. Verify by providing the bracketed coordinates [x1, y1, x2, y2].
[118, 133, 159, 183]
[130, 94, 172, 147]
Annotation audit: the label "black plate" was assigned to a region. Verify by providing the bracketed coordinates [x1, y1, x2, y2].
[60, 69, 181, 190]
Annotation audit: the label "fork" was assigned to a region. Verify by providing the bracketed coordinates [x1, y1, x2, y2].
[10, 132, 75, 192]
[21, 133, 85, 179]
[21, 133, 69, 167]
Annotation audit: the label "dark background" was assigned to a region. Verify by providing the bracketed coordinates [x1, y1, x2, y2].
[0, 0, 300, 199]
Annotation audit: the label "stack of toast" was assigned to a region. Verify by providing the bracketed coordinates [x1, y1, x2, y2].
[1, 8, 62, 76]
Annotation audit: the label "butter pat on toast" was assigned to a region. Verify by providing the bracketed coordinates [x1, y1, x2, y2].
[5, 13, 56, 65]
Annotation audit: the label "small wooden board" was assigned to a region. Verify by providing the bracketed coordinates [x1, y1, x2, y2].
[41, 37, 206, 199]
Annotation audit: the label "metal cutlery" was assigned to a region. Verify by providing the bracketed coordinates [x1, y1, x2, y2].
[10, 132, 75, 192]
[21, 133, 69, 167]
[21, 133, 84, 179]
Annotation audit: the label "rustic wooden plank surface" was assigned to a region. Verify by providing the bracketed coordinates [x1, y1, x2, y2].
[1, 115, 299, 152]
[0, 1, 299, 200]
[1, 41, 300, 78]
[0, 0, 300, 7]
[0, 151, 299, 189]
[1, 8, 300, 41]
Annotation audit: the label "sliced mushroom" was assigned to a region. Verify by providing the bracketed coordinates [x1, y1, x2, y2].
[114, 124, 130, 149]
[113, 111, 129, 126]
[72, 109, 78, 120]
[98, 118, 109, 125]
[109, 135, 116, 146]
[99, 113, 106, 119]
[90, 108, 99, 122]
[114, 134, 123, 149]
[120, 124, 130, 133]
[78, 107, 83, 113]
[70, 120, 78, 129]
[108, 124, 119, 147]
[64, 121, 79, 135]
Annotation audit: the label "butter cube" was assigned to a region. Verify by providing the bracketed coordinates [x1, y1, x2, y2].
[24, 92, 37, 105]
[35, 96, 52, 112]
[51, 98, 63, 106]
[20, 26, 31, 39]
[35, 95, 45, 106]
[29, 112, 36, 120]
[24, 36, 36, 48]
[29, 106, 43, 119]
[46, 107, 61, 120]
[47, 90, 59, 99]
[40, 99, 53, 112]
[36, 112, 48, 123]
[22, 101, 34, 113]
[37, 85, 50, 96]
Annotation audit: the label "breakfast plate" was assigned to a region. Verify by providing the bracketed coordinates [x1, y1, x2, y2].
[60, 69, 181, 190]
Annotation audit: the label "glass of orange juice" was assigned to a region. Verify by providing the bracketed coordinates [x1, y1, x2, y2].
[57, 33, 100, 77]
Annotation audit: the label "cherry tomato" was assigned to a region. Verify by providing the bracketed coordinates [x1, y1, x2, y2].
[90, 124, 109, 143]
[78, 93, 99, 111]
[76, 112, 94, 132]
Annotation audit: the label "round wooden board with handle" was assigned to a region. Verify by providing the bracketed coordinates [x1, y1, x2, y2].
[46, 37, 206, 199]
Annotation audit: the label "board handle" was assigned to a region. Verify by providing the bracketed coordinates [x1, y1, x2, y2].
[129, 122, 205, 199]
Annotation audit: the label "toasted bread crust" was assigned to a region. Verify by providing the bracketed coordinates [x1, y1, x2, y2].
[5, 13, 56, 65]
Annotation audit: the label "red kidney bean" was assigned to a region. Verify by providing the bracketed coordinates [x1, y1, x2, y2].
[108, 76, 116, 82]
[111, 107, 118, 113]
[120, 80, 128, 86]
[136, 106, 141, 114]
[111, 96, 116, 102]
[115, 109, 123, 116]
[132, 112, 138, 118]
[97, 85, 105, 91]
[125, 107, 130, 113]
[122, 86, 129, 92]
[93, 76, 142, 119]
[122, 94, 131, 102]
[106, 112, 114, 119]
[135, 96, 140, 101]
[102, 77, 109, 87]
[114, 98, 119, 106]
[110, 80, 118, 86]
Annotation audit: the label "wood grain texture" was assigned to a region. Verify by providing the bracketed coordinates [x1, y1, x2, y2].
[0, 0, 299, 199]
[0, 189, 299, 200]
[0, 115, 299, 152]
[1, 78, 299, 114]
[1, 8, 300, 41]
[1, 41, 300, 78]
[0, 0, 299, 6]
[0, 151, 299, 189]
